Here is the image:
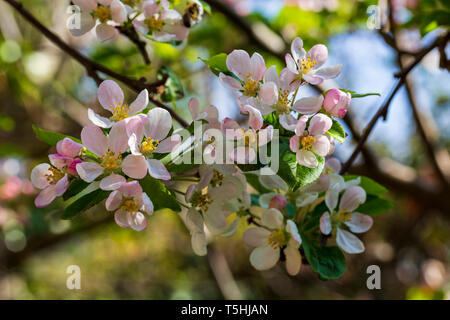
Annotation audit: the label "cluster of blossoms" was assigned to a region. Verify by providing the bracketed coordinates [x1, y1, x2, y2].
[30, 37, 384, 278]
[69, 0, 205, 42]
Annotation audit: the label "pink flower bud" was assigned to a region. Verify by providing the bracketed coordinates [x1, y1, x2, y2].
[323, 89, 351, 118]
[68, 158, 83, 176]
[269, 195, 287, 210]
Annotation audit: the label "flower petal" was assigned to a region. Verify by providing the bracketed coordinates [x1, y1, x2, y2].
[106, 190, 122, 211]
[345, 212, 373, 233]
[289, 135, 300, 153]
[312, 135, 330, 156]
[76, 162, 104, 182]
[54, 174, 69, 196]
[336, 228, 365, 254]
[31, 163, 51, 189]
[114, 210, 130, 228]
[243, 227, 271, 247]
[308, 44, 328, 68]
[297, 150, 318, 168]
[285, 53, 298, 73]
[259, 82, 278, 106]
[99, 173, 126, 191]
[295, 115, 308, 136]
[261, 208, 284, 229]
[128, 212, 147, 231]
[229, 146, 256, 164]
[147, 159, 171, 180]
[81, 125, 108, 157]
[96, 23, 119, 42]
[155, 134, 181, 153]
[129, 89, 149, 115]
[285, 245, 302, 276]
[259, 192, 278, 208]
[68, 12, 95, 37]
[56, 138, 83, 158]
[315, 65, 342, 79]
[34, 184, 57, 208]
[243, 105, 263, 131]
[320, 211, 332, 235]
[339, 186, 366, 212]
[108, 121, 129, 154]
[122, 154, 148, 179]
[140, 192, 154, 215]
[309, 113, 332, 136]
[146, 107, 172, 141]
[292, 96, 324, 114]
[119, 180, 143, 197]
[250, 52, 266, 81]
[249, 245, 280, 271]
[219, 73, 243, 90]
[279, 114, 297, 131]
[185, 208, 204, 233]
[290, 37, 305, 64]
[110, 0, 127, 24]
[191, 232, 207, 256]
[226, 50, 250, 79]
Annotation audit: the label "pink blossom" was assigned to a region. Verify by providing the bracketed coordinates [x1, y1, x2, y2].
[106, 181, 153, 231]
[88, 80, 149, 129]
[285, 37, 342, 86]
[323, 88, 351, 118]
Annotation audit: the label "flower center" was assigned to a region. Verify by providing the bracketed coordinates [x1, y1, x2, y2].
[141, 137, 159, 155]
[337, 209, 352, 222]
[268, 227, 288, 249]
[120, 198, 140, 213]
[211, 170, 224, 187]
[241, 129, 256, 146]
[110, 104, 130, 122]
[301, 135, 316, 151]
[191, 191, 213, 211]
[92, 5, 111, 24]
[145, 17, 164, 32]
[242, 73, 260, 97]
[45, 167, 64, 184]
[100, 150, 122, 170]
[300, 56, 317, 74]
[275, 88, 292, 114]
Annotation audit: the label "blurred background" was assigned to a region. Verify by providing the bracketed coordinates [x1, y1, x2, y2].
[0, 0, 449, 299]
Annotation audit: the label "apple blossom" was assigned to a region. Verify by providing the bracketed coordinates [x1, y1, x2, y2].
[106, 180, 153, 231]
[88, 80, 149, 129]
[70, 0, 128, 41]
[323, 88, 352, 118]
[243, 208, 302, 275]
[320, 186, 373, 254]
[289, 114, 332, 168]
[127, 107, 181, 181]
[285, 37, 342, 86]
[76, 122, 147, 188]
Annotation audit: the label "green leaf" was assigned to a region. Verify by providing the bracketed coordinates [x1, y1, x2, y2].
[300, 231, 346, 280]
[32, 125, 80, 146]
[327, 119, 346, 143]
[157, 66, 184, 102]
[62, 189, 109, 220]
[277, 138, 325, 190]
[356, 195, 393, 215]
[63, 179, 90, 201]
[343, 175, 388, 196]
[140, 176, 181, 212]
[302, 201, 328, 232]
[295, 155, 325, 189]
[200, 53, 233, 76]
[199, 0, 212, 15]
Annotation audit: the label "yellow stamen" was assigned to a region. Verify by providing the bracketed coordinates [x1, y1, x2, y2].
[268, 227, 288, 249]
[275, 88, 292, 114]
[337, 209, 352, 222]
[242, 73, 260, 97]
[100, 150, 122, 170]
[110, 104, 130, 122]
[45, 167, 64, 184]
[92, 5, 111, 24]
[300, 56, 317, 74]
[121, 198, 140, 213]
[122, 0, 141, 6]
[145, 17, 164, 32]
[141, 137, 159, 155]
[191, 190, 213, 211]
[212, 170, 224, 187]
[301, 135, 316, 151]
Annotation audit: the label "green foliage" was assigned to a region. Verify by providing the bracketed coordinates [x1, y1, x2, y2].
[63, 179, 90, 201]
[302, 201, 328, 232]
[344, 175, 388, 196]
[32, 125, 80, 146]
[140, 176, 181, 212]
[157, 66, 184, 102]
[62, 189, 109, 220]
[299, 231, 346, 280]
[277, 138, 325, 190]
[327, 119, 346, 143]
[200, 53, 233, 76]
[245, 173, 271, 194]
[356, 195, 393, 215]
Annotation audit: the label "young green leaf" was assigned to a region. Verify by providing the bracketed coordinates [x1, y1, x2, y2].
[295, 155, 325, 190]
[32, 125, 81, 146]
[157, 66, 184, 102]
[62, 188, 109, 220]
[140, 176, 181, 212]
[344, 175, 388, 196]
[63, 179, 90, 201]
[327, 119, 346, 143]
[356, 195, 393, 215]
[200, 53, 232, 76]
[300, 231, 347, 280]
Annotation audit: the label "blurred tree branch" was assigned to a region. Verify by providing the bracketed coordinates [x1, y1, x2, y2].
[2, 0, 188, 127]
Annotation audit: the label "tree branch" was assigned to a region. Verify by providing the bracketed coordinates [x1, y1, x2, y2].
[3, 0, 188, 127]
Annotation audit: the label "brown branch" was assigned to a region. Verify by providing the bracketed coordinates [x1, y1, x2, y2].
[117, 25, 151, 65]
[340, 32, 448, 175]
[3, 0, 188, 127]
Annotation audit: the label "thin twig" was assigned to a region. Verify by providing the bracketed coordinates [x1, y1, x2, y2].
[3, 0, 188, 127]
[117, 25, 151, 65]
